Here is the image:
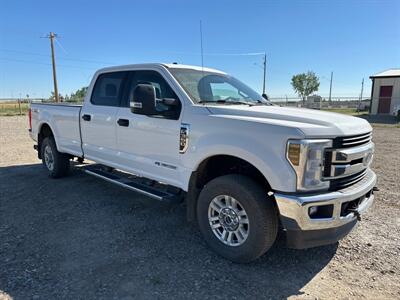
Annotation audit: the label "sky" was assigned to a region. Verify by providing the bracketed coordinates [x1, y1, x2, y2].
[0, 0, 399, 99]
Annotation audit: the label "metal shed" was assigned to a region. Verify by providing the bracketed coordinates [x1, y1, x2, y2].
[370, 69, 400, 115]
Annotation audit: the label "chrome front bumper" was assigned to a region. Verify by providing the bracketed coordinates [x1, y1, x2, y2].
[274, 169, 377, 231]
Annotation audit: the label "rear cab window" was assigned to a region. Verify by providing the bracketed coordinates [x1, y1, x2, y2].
[91, 71, 128, 106]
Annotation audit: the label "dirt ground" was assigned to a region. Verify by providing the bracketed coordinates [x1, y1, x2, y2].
[0, 116, 399, 299]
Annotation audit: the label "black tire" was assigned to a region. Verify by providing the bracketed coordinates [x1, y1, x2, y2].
[41, 137, 70, 178]
[197, 174, 278, 263]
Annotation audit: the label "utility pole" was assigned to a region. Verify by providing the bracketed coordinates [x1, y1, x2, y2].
[262, 53, 267, 98]
[360, 78, 364, 100]
[328, 71, 333, 102]
[47, 32, 60, 102]
[358, 78, 364, 113]
[18, 92, 22, 115]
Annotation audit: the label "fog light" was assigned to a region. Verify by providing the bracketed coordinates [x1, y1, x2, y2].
[308, 204, 334, 219]
[309, 206, 318, 216]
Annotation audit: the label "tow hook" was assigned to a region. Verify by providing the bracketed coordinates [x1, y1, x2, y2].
[348, 208, 362, 221]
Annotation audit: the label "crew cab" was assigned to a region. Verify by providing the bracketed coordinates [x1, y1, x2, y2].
[29, 63, 377, 263]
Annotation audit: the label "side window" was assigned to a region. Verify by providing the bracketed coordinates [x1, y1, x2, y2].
[91, 72, 127, 106]
[209, 82, 247, 101]
[125, 70, 182, 119]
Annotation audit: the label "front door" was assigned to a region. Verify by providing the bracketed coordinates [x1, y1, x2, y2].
[378, 85, 392, 114]
[81, 71, 128, 163]
[115, 70, 184, 188]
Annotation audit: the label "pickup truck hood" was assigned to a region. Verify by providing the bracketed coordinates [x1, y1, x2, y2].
[207, 105, 372, 137]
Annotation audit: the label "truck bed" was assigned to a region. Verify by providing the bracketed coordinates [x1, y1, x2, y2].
[30, 102, 83, 157]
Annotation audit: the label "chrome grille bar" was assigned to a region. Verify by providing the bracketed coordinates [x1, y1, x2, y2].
[331, 142, 374, 163]
[333, 131, 372, 149]
[342, 137, 372, 146]
[342, 132, 371, 142]
[324, 133, 374, 191]
[329, 170, 367, 190]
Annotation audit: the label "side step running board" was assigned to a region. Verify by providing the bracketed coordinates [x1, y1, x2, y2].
[82, 164, 184, 203]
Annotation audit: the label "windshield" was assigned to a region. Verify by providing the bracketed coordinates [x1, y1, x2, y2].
[168, 68, 270, 105]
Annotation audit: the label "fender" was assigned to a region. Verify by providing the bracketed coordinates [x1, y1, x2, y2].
[182, 130, 298, 193]
[37, 120, 62, 153]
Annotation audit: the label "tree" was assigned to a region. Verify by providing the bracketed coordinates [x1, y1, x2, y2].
[291, 71, 320, 104]
[69, 87, 88, 102]
[49, 91, 63, 102]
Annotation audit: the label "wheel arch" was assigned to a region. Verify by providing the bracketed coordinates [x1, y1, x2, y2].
[186, 154, 275, 222]
[37, 122, 57, 158]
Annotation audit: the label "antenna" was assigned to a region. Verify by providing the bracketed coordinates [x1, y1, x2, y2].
[199, 20, 205, 101]
[262, 52, 266, 96]
[199, 20, 204, 71]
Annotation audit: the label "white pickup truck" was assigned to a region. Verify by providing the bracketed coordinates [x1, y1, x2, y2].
[29, 63, 377, 263]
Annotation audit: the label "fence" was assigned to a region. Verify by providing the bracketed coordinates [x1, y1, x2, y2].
[0, 98, 84, 116]
[2, 96, 398, 117]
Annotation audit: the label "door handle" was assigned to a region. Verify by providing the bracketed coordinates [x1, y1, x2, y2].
[82, 114, 91, 121]
[117, 118, 129, 127]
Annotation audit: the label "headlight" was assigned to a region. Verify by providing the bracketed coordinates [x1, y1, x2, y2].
[286, 139, 332, 191]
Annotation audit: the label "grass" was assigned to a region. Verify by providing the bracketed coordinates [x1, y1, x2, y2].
[321, 108, 369, 116]
[0, 102, 30, 116]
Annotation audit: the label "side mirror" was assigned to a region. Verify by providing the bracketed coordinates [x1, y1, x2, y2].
[161, 98, 179, 106]
[130, 84, 157, 115]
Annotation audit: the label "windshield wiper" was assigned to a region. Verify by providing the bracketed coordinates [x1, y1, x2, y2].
[198, 100, 255, 106]
[254, 99, 272, 106]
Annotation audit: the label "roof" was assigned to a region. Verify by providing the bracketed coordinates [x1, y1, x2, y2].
[96, 63, 226, 75]
[163, 63, 226, 74]
[370, 68, 400, 78]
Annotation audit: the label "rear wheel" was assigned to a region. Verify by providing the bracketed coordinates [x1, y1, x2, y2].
[197, 174, 278, 263]
[41, 137, 70, 178]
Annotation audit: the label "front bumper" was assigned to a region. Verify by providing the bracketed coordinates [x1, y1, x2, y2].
[274, 169, 377, 249]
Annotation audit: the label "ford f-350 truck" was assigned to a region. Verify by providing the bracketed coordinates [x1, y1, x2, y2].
[29, 63, 376, 263]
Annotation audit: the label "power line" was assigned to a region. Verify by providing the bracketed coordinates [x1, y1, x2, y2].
[165, 51, 265, 56]
[54, 37, 68, 55]
[0, 49, 116, 65]
[0, 57, 99, 70]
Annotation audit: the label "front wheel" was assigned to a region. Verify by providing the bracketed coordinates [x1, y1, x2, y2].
[197, 174, 278, 263]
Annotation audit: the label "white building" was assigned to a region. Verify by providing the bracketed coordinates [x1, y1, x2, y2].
[306, 95, 322, 103]
[370, 69, 400, 115]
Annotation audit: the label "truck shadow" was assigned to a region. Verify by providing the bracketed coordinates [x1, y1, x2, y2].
[0, 163, 338, 299]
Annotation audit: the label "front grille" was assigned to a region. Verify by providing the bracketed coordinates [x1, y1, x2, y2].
[329, 169, 367, 191]
[332, 132, 372, 149]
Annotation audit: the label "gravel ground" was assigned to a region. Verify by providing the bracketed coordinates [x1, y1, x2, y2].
[0, 116, 399, 299]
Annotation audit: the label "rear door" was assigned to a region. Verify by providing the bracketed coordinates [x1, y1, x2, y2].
[114, 70, 184, 188]
[378, 85, 393, 114]
[80, 71, 128, 163]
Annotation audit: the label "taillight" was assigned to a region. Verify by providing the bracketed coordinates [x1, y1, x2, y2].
[28, 108, 32, 130]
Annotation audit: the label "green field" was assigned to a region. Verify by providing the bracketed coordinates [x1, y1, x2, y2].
[321, 108, 368, 116]
[0, 102, 30, 116]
